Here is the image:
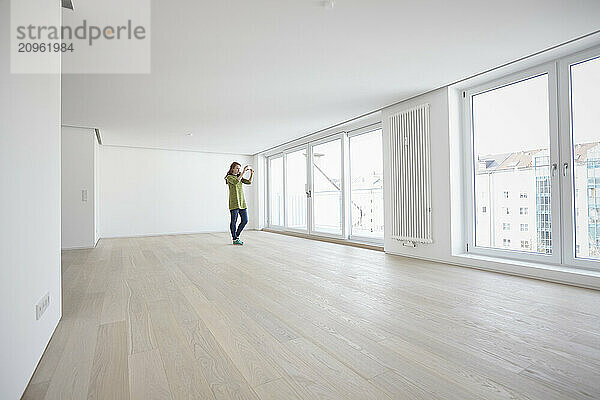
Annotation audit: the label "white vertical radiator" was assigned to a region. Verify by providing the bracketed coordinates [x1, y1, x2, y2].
[389, 104, 432, 244]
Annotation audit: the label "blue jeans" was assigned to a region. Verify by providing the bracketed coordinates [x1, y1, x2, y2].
[230, 208, 248, 240]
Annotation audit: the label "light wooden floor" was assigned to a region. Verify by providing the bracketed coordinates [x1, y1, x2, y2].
[23, 231, 600, 400]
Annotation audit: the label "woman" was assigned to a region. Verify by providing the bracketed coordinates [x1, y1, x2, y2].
[225, 162, 253, 245]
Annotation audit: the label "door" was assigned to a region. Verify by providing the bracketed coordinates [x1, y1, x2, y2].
[284, 145, 309, 232]
[309, 135, 345, 237]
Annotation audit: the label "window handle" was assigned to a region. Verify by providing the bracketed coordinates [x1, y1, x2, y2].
[563, 162, 569, 177]
[551, 163, 558, 177]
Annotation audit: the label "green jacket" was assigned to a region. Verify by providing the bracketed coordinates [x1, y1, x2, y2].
[226, 174, 251, 210]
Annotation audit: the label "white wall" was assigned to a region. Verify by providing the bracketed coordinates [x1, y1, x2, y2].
[0, 2, 62, 399]
[99, 146, 255, 238]
[61, 127, 96, 249]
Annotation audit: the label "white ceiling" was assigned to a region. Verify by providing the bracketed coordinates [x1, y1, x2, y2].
[61, 0, 600, 155]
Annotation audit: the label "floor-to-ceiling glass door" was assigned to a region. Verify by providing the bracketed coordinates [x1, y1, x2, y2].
[309, 135, 345, 237]
[268, 155, 284, 227]
[284, 145, 308, 232]
[266, 129, 383, 244]
[349, 128, 384, 241]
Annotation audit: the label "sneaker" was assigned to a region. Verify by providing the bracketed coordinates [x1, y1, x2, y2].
[233, 239, 243, 245]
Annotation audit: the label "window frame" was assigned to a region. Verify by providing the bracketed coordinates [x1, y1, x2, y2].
[462, 62, 562, 264]
[266, 154, 285, 228]
[283, 144, 310, 234]
[264, 121, 383, 246]
[348, 124, 384, 244]
[308, 133, 346, 239]
[558, 46, 600, 270]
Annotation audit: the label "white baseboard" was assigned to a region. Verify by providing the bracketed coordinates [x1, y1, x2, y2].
[262, 228, 384, 251]
[99, 228, 257, 240]
[61, 245, 96, 250]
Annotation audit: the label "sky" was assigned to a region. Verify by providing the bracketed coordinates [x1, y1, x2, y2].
[350, 130, 383, 180]
[572, 56, 600, 146]
[473, 74, 550, 156]
[473, 55, 600, 156]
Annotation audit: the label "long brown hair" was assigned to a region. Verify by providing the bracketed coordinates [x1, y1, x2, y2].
[225, 162, 241, 184]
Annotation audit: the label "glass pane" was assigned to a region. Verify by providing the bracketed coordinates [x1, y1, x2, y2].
[286, 149, 307, 229]
[268, 157, 283, 226]
[312, 139, 342, 234]
[571, 56, 600, 260]
[472, 74, 552, 254]
[349, 130, 384, 239]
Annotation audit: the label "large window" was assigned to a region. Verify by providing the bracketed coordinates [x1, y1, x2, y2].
[465, 46, 600, 270]
[349, 129, 383, 239]
[471, 73, 552, 255]
[268, 156, 283, 226]
[266, 125, 384, 243]
[312, 139, 343, 235]
[285, 148, 307, 229]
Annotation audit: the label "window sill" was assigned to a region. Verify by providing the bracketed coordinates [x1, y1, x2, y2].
[453, 252, 600, 290]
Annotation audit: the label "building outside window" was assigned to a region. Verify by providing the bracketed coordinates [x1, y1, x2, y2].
[534, 156, 551, 254]
[474, 151, 545, 253]
[582, 147, 600, 257]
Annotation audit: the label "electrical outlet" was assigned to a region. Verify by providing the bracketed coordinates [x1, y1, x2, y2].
[36, 292, 50, 320]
